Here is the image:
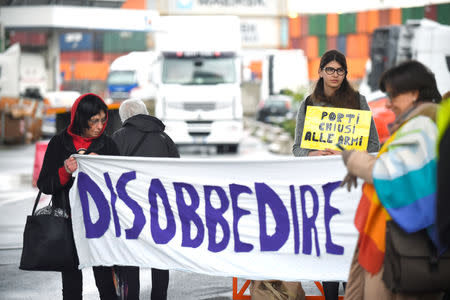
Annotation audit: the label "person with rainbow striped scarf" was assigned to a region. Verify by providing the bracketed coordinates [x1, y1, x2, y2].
[339, 60, 444, 300]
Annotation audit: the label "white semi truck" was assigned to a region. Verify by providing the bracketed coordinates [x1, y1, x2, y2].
[153, 15, 243, 153]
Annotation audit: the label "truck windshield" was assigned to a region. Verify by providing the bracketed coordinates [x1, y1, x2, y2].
[162, 57, 236, 85]
[107, 71, 137, 85]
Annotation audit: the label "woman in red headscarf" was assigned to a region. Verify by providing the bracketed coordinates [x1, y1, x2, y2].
[37, 93, 119, 300]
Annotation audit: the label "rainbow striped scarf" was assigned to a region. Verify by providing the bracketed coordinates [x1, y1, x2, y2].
[354, 114, 438, 274]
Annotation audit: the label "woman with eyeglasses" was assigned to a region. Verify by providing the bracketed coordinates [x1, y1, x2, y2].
[293, 49, 380, 157]
[37, 93, 119, 300]
[292, 50, 380, 300]
[340, 61, 443, 300]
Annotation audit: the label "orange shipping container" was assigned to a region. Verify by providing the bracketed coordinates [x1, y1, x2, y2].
[60, 62, 109, 81]
[368, 10, 379, 33]
[356, 11, 368, 33]
[346, 34, 369, 59]
[390, 8, 402, 25]
[346, 58, 367, 80]
[60, 62, 72, 81]
[306, 36, 319, 59]
[121, 0, 146, 9]
[289, 17, 301, 38]
[308, 58, 321, 81]
[74, 62, 109, 80]
[327, 13, 339, 36]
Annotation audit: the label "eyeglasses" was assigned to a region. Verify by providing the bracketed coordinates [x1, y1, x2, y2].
[88, 117, 107, 125]
[322, 67, 346, 76]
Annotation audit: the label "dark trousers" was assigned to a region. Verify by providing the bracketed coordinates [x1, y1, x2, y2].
[62, 266, 116, 300]
[322, 281, 346, 300]
[115, 266, 169, 300]
[114, 266, 169, 300]
[151, 268, 169, 300]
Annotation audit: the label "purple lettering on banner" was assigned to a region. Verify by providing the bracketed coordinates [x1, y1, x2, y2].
[300, 185, 320, 256]
[104, 172, 121, 237]
[148, 178, 176, 244]
[229, 184, 254, 252]
[116, 171, 145, 239]
[78, 172, 111, 238]
[255, 183, 290, 251]
[174, 182, 204, 248]
[323, 181, 344, 255]
[204, 185, 230, 252]
[290, 185, 300, 254]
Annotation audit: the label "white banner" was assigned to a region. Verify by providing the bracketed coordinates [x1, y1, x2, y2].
[69, 155, 360, 281]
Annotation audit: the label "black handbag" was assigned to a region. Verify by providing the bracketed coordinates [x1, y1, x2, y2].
[382, 220, 450, 292]
[19, 190, 79, 271]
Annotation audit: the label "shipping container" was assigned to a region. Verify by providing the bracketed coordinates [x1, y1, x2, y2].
[402, 6, 425, 24]
[308, 57, 321, 80]
[297, 36, 308, 52]
[309, 14, 327, 36]
[74, 62, 109, 81]
[9, 32, 47, 47]
[60, 32, 94, 52]
[327, 13, 339, 36]
[103, 31, 147, 53]
[379, 9, 390, 27]
[346, 33, 369, 59]
[289, 16, 301, 38]
[346, 58, 366, 80]
[103, 52, 128, 64]
[424, 5, 438, 21]
[368, 10, 380, 33]
[300, 16, 309, 37]
[327, 36, 338, 50]
[356, 11, 368, 33]
[390, 8, 402, 25]
[306, 35, 319, 59]
[339, 13, 356, 34]
[60, 51, 96, 61]
[437, 3, 450, 25]
[337, 34, 347, 55]
[318, 35, 327, 57]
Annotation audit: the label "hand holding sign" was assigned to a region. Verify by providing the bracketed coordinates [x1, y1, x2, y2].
[301, 107, 372, 151]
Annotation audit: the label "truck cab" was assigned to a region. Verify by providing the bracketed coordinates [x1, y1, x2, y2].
[153, 15, 243, 153]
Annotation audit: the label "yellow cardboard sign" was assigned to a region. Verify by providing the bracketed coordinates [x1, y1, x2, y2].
[300, 106, 372, 151]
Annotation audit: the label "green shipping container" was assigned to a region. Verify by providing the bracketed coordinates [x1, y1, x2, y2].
[437, 3, 450, 25]
[339, 13, 356, 35]
[318, 35, 327, 57]
[402, 6, 425, 24]
[308, 14, 327, 36]
[103, 31, 147, 53]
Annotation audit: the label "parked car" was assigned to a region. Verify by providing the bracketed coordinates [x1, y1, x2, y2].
[256, 94, 293, 124]
[366, 90, 396, 145]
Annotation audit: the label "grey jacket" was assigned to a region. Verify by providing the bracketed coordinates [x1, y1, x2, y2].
[292, 94, 380, 157]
